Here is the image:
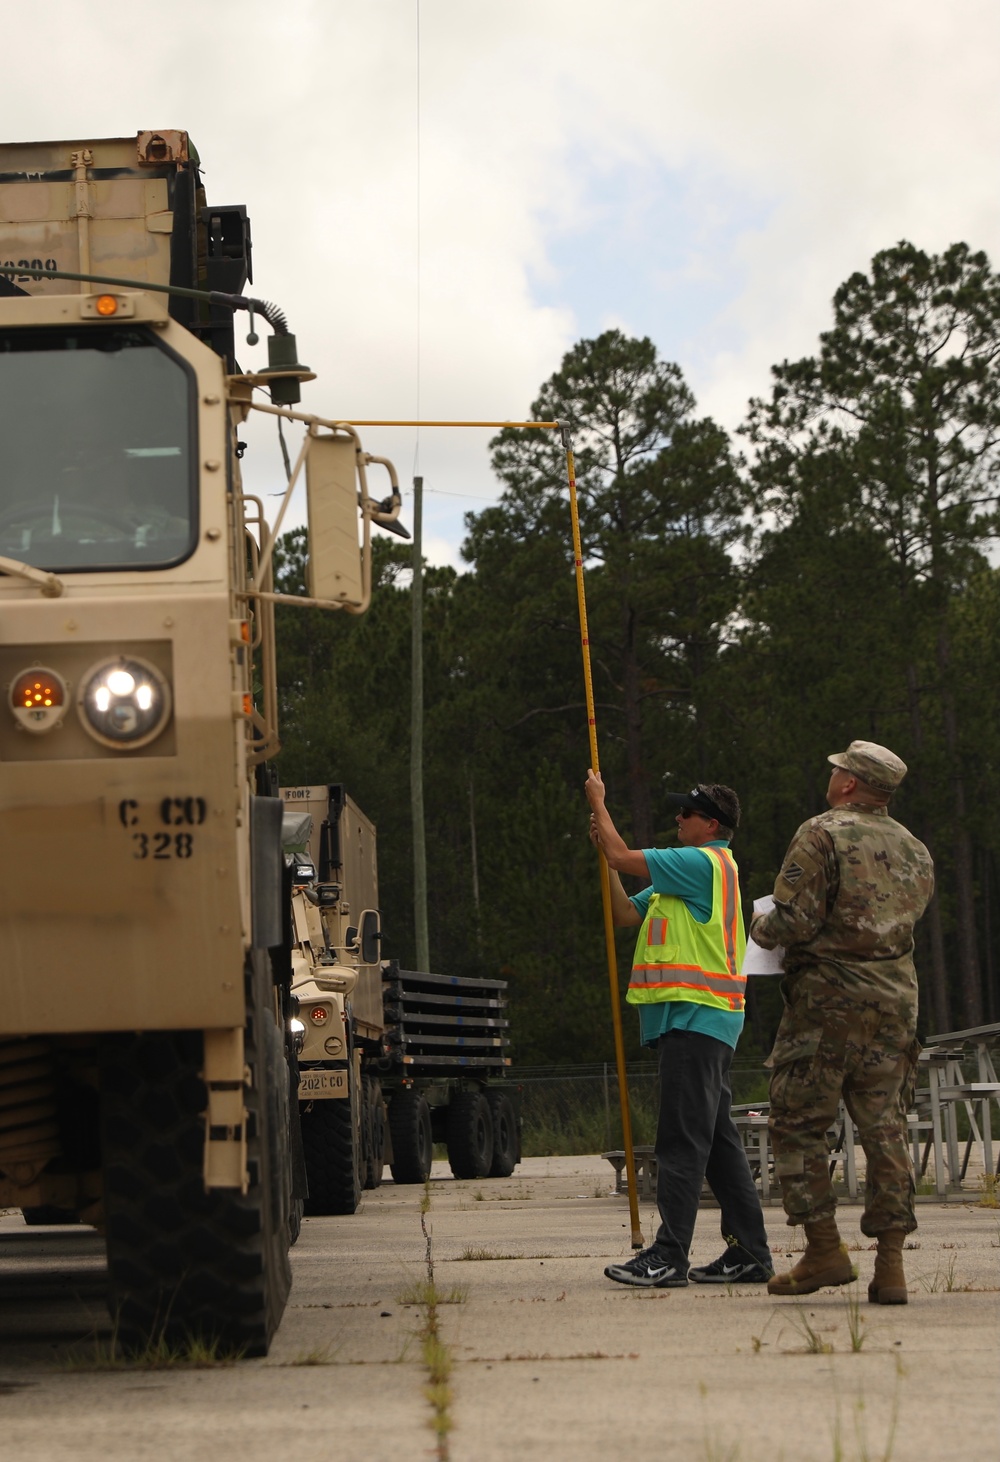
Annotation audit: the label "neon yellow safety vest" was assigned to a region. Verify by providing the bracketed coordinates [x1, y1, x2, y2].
[626, 846, 747, 1013]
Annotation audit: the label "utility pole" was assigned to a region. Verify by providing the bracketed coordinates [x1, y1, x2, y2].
[411, 475, 430, 972]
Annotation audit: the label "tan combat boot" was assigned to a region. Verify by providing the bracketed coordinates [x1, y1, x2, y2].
[868, 1229, 908, 1305]
[767, 1217, 857, 1297]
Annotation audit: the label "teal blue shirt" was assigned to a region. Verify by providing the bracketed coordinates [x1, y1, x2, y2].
[629, 841, 744, 1051]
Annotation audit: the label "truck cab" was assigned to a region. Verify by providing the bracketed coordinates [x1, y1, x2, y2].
[0, 131, 402, 1355]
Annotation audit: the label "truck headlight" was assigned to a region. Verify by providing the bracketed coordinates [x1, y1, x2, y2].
[77, 656, 172, 749]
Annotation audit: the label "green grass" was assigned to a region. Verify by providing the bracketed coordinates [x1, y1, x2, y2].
[783, 1306, 835, 1354]
[517, 1069, 770, 1156]
[399, 1280, 468, 1306]
[843, 1288, 866, 1352]
[63, 1332, 241, 1370]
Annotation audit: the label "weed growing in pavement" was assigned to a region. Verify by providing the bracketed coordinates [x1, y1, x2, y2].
[63, 1330, 240, 1370]
[843, 1288, 866, 1352]
[287, 1345, 340, 1366]
[414, 1176, 454, 1462]
[749, 1309, 778, 1354]
[830, 1357, 903, 1462]
[399, 1280, 468, 1306]
[698, 1382, 741, 1461]
[918, 1254, 958, 1293]
[701, 1434, 741, 1462]
[784, 1305, 835, 1354]
[459, 1246, 543, 1261]
[976, 1173, 999, 1208]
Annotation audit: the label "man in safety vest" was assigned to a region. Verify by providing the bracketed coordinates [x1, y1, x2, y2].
[586, 772, 773, 1289]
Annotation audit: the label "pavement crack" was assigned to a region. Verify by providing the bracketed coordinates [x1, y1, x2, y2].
[412, 1177, 455, 1461]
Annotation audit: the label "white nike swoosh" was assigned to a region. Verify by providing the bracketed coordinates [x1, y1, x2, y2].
[645, 1265, 673, 1278]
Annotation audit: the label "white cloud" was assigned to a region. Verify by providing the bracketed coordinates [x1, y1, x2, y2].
[3, 0, 999, 561]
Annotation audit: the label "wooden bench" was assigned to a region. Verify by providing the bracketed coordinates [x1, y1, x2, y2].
[601, 1146, 657, 1199]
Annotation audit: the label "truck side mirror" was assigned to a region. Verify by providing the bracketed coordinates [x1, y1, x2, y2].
[305, 430, 364, 606]
[359, 909, 381, 965]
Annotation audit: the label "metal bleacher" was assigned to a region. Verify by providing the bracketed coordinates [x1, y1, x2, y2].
[603, 1023, 1000, 1203]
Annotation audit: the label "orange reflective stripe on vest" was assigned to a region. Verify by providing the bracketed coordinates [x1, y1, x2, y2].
[707, 846, 740, 978]
[625, 845, 747, 1013]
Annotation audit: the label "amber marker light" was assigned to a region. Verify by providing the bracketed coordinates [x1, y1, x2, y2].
[95, 294, 119, 317]
[13, 670, 64, 710]
[9, 666, 68, 734]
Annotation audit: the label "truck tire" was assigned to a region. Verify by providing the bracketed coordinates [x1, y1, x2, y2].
[101, 956, 292, 1357]
[446, 1091, 494, 1180]
[300, 1067, 362, 1215]
[363, 1077, 385, 1190]
[486, 1091, 519, 1177]
[388, 1090, 433, 1184]
[288, 1196, 303, 1246]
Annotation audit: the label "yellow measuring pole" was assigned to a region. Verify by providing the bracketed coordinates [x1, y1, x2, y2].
[342, 414, 644, 1245]
[556, 421, 644, 1250]
[345, 420, 561, 428]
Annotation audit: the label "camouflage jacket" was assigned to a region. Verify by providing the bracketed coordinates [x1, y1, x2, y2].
[751, 803, 934, 1007]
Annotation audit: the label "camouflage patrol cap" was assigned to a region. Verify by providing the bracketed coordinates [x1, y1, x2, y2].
[828, 740, 907, 794]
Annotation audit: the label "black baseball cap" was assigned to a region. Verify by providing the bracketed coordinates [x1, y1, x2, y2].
[663, 786, 735, 825]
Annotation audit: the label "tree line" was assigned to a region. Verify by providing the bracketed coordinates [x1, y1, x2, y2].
[272, 240, 1000, 1065]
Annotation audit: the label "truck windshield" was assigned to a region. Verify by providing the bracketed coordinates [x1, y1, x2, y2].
[0, 326, 197, 572]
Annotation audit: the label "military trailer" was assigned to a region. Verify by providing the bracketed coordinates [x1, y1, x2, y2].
[280, 783, 520, 1211]
[0, 130, 403, 1354]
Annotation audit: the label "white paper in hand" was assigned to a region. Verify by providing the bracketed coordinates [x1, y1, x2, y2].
[742, 895, 784, 976]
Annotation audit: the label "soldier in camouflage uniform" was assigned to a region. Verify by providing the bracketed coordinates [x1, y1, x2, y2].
[751, 741, 934, 1304]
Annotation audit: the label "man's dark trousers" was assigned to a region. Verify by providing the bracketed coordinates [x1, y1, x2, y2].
[653, 1028, 770, 1270]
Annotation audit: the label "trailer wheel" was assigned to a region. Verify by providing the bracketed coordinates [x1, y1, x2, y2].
[101, 954, 292, 1357]
[300, 1068, 362, 1215]
[446, 1091, 494, 1180]
[486, 1091, 519, 1177]
[388, 1090, 433, 1184]
[363, 1077, 385, 1190]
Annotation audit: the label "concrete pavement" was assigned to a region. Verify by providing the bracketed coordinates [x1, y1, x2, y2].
[1, 1155, 997, 1460]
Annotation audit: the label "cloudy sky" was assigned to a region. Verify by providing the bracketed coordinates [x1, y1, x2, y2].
[5, 1, 1000, 565]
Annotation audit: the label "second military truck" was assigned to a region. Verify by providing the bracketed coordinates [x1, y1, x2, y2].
[280, 783, 520, 1211]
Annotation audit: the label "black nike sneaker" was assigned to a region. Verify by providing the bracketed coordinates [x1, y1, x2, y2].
[604, 1246, 688, 1288]
[689, 1245, 774, 1283]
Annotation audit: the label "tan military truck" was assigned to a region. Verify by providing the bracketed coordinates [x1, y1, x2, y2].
[280, 783, 520, 1210]
[0, 131, 403, 1354]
